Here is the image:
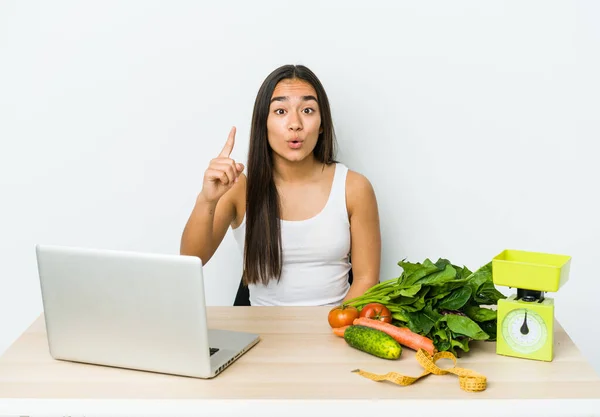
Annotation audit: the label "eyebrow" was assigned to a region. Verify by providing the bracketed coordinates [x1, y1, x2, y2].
[270, 95, 319, 104]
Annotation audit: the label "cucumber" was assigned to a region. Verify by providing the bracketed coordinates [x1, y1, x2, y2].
[343, 325, 402, 359]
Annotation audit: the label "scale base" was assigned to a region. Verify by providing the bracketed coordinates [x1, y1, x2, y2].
[496, 295, 555, 362]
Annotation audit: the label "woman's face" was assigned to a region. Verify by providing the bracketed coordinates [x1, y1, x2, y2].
[266, 78, 322, 164]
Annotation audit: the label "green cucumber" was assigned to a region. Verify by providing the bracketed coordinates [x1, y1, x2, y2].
[343, 325, 402, 359]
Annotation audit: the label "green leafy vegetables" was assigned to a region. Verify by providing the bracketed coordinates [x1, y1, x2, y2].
[344, 258, 506, 356]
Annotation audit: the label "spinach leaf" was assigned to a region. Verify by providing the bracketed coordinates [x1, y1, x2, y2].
[394, 295, 419, 306]
[392, 312, 408, 323]
[437, 286, 472, 310]
[463, 305, 497, 322]
[397, 259, 425, 276]
[432, 325, 453, 353]
[478, 320, 498, 341]
[474, 282, 506, 305]
[400, 297, 426, 312]
[399, 259, 441, 287]
[454, 265, 473, 281]
[434, 258, 452, 270]
[466, 262, 493, 294]
[417, 264, 458, 286]
[435, 339, 452, 352]
[397, 284, 422, 297]
[432, 327, 449, 342]
[404, 306, 442, 335]
[451, 337, 471, 353]
[427, 281, 465, 300]
[441, 314, 490, 340]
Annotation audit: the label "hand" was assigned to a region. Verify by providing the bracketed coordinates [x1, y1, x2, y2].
[199, 127, 245, 204]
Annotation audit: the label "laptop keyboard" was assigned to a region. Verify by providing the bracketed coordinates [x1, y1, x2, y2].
[209, 347, 219, 356]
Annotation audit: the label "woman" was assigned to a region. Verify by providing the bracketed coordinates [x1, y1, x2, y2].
[180, 64, 381, 306]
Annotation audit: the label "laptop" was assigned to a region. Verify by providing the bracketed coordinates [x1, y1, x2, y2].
[34, 244, 260, 379]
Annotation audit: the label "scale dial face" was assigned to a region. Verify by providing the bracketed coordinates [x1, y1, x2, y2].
[501, 308, 548, 354]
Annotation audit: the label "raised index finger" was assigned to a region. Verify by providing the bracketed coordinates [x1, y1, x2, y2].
[219, 126, 236, 157]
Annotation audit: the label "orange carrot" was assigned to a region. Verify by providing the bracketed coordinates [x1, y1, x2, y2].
[353, 318, 436, 356]
[332, 325, 350, 337]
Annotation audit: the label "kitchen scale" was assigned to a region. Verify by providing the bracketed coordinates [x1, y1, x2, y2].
[492, 249, 571, 362]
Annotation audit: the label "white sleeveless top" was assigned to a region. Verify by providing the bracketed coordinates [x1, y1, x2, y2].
[232, 163, 352, 306]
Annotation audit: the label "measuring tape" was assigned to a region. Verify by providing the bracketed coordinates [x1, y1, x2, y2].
[352, 348, 487, 392]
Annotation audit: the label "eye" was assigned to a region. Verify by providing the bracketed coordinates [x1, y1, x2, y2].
[303, 108, 315, 114]
[274, 109, 285, 115]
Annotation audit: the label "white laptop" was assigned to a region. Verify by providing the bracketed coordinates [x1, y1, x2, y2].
[34, 244, 260, 379]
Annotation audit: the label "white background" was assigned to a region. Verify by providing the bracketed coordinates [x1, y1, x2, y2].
[1, 0, 598, 380]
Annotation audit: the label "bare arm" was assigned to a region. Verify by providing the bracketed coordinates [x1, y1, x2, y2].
[342, 170, 382, 302]
[180, 181, 242, 265]
[179, 127, 245, 265]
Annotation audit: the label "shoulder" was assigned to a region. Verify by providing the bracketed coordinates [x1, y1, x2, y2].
[344, 168, 377, 215]
[345, 169, 376, 198]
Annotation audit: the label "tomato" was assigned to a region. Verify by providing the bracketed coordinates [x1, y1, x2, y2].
[328, 305, 359, 328]
[359, 302, 393, 323]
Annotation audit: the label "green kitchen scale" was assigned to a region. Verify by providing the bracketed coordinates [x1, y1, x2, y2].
[492, 249, 571, 362]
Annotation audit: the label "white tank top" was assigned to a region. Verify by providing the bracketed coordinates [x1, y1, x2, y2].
[232, 163, 351, 306]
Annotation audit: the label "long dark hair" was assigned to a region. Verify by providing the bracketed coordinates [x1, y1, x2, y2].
[243, 64, 337, 286]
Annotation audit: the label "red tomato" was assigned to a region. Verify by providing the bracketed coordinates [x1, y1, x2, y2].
[359, 303, 393, 323]
[328, 305, 359, 328]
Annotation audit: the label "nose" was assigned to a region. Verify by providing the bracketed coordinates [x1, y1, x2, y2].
[288, 111, 303, 131]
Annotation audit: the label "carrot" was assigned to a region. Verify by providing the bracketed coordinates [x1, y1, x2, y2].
[332, 325, 350, 337]
[353, 318, 436, 356]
